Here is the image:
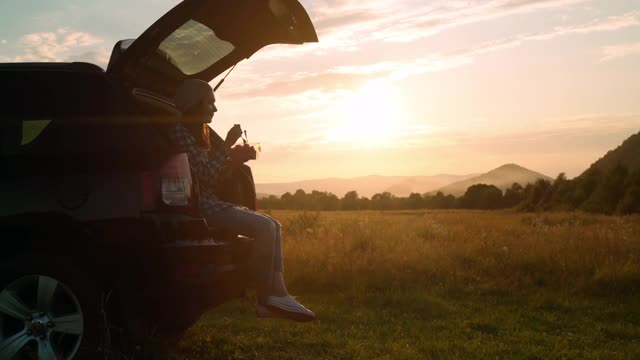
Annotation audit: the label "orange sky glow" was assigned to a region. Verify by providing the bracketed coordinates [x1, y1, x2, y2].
[2, 0, 639, 182]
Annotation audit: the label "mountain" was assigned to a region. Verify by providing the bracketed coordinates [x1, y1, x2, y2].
[434, 164, 552, 197]
[256, 174, 476, 198]
[581, 131, 640, 176]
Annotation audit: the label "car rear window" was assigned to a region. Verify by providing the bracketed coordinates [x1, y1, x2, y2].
[21, 120, 52, 145]
[157, 19, 235, 75]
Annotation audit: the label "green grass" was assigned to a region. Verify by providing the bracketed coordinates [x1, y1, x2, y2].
[169, 211, 640, 359]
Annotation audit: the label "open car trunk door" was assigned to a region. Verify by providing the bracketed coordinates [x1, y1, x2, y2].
[106, 0, 317, 96]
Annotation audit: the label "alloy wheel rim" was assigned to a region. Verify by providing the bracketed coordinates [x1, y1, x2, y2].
[0, 275, 84, 359]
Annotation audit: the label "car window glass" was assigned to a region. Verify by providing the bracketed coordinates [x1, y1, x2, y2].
[22, 120, 52, 145]
[158, 19, 235, 76]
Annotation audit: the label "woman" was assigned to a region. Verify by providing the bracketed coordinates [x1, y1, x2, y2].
[170, 79, 315, 322]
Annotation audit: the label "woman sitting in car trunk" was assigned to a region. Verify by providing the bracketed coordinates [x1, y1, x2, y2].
[170, 79, 315, 322]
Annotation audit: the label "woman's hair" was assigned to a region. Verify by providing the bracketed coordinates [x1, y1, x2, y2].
[185, 123, 212, 150]
[174, 79, 214, 149]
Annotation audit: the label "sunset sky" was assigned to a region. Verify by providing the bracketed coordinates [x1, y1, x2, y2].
[2, 0, 639, 182]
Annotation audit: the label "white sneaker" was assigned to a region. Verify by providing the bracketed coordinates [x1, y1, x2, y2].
[256, 303, 289, 319]
[259, 295, 316, 322]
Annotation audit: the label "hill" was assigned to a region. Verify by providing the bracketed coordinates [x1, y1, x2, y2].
[435, 164, 551, 197]
[256, 174, 476, 198]
[581, 130, 640, 176]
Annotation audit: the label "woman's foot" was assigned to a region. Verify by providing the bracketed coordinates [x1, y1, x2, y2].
[256, 271, 289, 303]
[257, 295, 316, 322]
[271, 271, 289, 297]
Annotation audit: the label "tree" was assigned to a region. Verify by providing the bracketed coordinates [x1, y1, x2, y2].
[445, 194, 456, 209]
[534, 173, 573, 211]
[359, 197, 371, 210]
[260, 195, 282, 209]
[617, 186, 640, 214]
[342, 190, 360, 210]
[371, 192, 395, 210]
[430, 192, 445, 209]
[547, 173, 577, 210]
[616, 168, 640, 215]
[408, 193, 423, 209]
[460, 184, 503, 209]
[518, 179, 551, 211]
[572, 168, 601, 208]
[582, 165, 628, 214]
[292, 189, 307, 210]
[307, 190, 340, 210]
[280, 192, 293, 208]
[502, 183, 524, 208]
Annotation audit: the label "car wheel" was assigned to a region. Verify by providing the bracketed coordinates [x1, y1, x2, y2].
[0, 255, 103, 359]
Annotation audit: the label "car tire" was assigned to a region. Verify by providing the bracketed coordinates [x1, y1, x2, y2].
[0, 254, 111, 359]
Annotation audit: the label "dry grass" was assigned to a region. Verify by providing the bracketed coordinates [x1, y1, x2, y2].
[277, 210, 640, 297]
[170, 210, 640, 359]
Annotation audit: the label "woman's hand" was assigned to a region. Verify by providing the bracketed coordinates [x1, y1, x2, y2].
[225, 124, 243, 147]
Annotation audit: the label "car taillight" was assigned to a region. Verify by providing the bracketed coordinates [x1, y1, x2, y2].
[141, 153, 195, 213]
[161, 153, 193, 206]
[162, 178, 189, 205]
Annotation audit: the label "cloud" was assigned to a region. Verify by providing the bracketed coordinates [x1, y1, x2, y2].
[288, 112, 640, 151]
[448, 113, 640, 145]
[12, 28, 105, 64]
[327, 0, 584, 42]
[601, 41, 640, 62]
[368, 0, 587, 43]
[312, 10, 380, 34]
[463, 11, 640, 54]
[227, 11, 640, 100]
[68, 50, 111, 66]
[256, 0, 587, 59]
[0, 40, 7, 45]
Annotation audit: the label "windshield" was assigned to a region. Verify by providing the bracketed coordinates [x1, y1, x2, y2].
[157, 19, 235, 76]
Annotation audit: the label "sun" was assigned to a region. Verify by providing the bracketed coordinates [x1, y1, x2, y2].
[324, 81, 404, 147]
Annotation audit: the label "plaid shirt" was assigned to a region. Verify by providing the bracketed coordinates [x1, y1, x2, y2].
[170, 123, 234, 213]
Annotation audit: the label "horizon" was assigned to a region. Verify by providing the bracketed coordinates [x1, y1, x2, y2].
[255, 162, 569, 185]
[255, 161, 555, 198]
[2, 1, 639, 182]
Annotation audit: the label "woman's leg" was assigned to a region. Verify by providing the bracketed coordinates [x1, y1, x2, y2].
[204, 206, 278, 302]
[262, 214, 284, 273]
[262, 214, 289, 296]
[207, 208, 315, 320]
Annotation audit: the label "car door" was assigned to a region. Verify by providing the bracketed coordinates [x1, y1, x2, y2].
[106, 0, 317, 96]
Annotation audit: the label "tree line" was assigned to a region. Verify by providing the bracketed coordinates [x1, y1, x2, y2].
[258, 164, 640, 215]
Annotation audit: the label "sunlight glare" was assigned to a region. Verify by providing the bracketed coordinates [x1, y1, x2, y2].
[324, 82, 404, 147]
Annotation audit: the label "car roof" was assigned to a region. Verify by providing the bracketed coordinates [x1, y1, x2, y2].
[2, 63, 128, 123]
[0, 62, 104, 73]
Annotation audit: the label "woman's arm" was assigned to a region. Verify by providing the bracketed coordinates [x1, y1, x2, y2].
[170, 123, 229, 185]
[208, 128, 226, 147]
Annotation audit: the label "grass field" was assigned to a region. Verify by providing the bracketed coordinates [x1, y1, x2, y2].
[169, 210, 640, 359]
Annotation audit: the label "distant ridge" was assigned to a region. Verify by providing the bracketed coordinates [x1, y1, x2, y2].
[581, 130, 640, 176]
[256, 174, 477, 198]
[434, 164, 552, 197]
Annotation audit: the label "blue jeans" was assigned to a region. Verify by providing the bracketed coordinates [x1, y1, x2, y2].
[205, 206, 284, 286]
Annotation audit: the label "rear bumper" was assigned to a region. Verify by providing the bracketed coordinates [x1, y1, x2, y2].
[142, 211, 253, 280]
[142, 212, 211, 244]
[100, 213, 255, 332]
[110, 213, 253, 313]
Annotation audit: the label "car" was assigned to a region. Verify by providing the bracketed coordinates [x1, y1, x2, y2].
[0, 0, 318, 358]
